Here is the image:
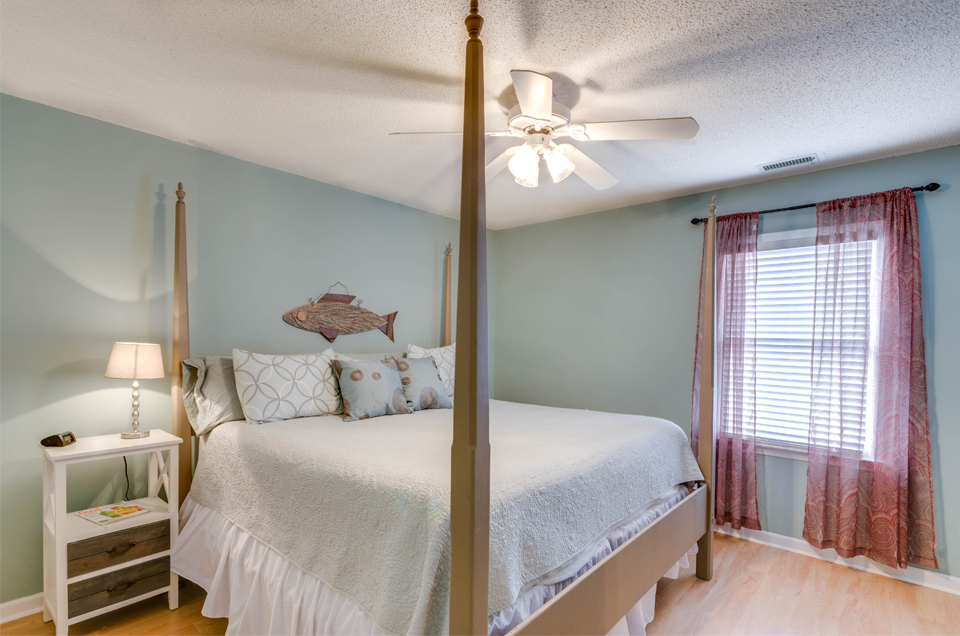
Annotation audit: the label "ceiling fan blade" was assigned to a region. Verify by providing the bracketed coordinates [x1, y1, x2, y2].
[388, 131, 515, 136]
[485, 148, 515, 181]
[510, 70, 553, 121]
[563, 145, 619, 190]
[579, 117, 699, 141]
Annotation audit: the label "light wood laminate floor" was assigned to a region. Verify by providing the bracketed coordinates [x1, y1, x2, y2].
[2, 582, 225, 636]
[648, 534, 960, 635]
[4, 534, 957, 635]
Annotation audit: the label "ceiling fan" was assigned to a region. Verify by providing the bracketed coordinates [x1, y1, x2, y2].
[391, 70, 699, 190]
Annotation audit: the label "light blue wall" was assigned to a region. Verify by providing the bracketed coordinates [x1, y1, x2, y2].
[0, 94, 497, 602]
[2, 91, 954, 606]
[494, 145, 960, 576]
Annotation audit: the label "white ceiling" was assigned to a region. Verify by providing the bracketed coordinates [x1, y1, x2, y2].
[2, 0, 959, 229]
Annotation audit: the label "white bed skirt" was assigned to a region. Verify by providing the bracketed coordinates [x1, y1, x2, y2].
[173, 493, 697, 636]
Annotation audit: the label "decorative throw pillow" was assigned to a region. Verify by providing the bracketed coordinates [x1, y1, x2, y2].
[182, 356, 245, 435]
[395, 358, 452, 411]
[332, 358, 411, 421]
[407, 343, 455, 397]
[233, 348, 340, 424]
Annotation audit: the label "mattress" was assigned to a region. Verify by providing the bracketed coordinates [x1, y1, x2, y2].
[176, 399, 703, 634]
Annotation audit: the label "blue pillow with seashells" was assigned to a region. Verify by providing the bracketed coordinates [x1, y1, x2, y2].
[395, 357, 452, 411]
[331, 358, 411, 421]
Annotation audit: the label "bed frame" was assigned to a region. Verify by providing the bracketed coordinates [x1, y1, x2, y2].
[169, 2, 717, 633]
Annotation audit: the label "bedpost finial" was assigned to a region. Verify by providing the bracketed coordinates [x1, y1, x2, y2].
[465, 1, 483, 39]
[709, 195, 717, 216]
[446, 242, 452, 255]
[176, 183, 185, 202]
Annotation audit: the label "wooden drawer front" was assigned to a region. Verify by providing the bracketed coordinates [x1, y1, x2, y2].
[67, 520, 169, 578]
[67, 556, 169, 618]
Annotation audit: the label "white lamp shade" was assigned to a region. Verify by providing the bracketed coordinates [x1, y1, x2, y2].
[544, 147, 575, 183]
[105, 342, 164, 379]
[508, 144, 540, 188]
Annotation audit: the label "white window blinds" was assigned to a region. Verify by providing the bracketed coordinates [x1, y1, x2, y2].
[754, 234, 878, 455]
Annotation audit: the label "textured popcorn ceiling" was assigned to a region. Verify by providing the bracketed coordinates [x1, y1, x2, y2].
[2, 0, 959, 229]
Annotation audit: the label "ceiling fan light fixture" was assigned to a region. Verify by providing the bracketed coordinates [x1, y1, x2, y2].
[544, 146, 575, 183]
[508, 144, 540, 188]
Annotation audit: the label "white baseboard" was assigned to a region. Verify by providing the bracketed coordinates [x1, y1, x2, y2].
[0, 592, 43, 624]
[717, 525, 960, 597]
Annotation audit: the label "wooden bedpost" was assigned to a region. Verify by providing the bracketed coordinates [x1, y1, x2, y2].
[449, 1, 490, 634]
[695, 196, 717, 581]
[172, 182, 193, 508]
[443, 243, 453, 347]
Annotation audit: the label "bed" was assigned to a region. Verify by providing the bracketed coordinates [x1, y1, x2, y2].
[171, 400, 703, 635]
[167, 2, 720, 634]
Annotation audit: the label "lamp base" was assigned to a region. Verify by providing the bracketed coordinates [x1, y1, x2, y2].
[120, 429, 150, 439]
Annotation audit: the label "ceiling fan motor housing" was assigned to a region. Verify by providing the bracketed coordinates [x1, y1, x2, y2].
[507, 102, 571, 135]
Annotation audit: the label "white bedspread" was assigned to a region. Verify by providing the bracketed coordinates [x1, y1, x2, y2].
[186, 400, 702, 635]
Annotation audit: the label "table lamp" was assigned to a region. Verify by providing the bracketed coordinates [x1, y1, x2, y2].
[105, 342, 164, 439]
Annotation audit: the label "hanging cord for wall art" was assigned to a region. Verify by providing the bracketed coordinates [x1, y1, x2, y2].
[310, 282, 363, 307]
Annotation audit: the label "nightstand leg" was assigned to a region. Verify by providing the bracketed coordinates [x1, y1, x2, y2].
[167, 445, 180, 610]
[169, 572, 179, 610]
[42, 457, 52, 623]
[54, 463, 68, 635]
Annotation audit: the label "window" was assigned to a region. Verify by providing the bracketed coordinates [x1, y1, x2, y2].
[753, 229, 879, 459]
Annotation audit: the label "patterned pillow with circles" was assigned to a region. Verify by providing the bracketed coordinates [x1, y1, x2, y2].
[233, 348, 340, 424]
[395, 357, 452, 411]
[407, 343, 455, 397]
[331, 358, 411, 421]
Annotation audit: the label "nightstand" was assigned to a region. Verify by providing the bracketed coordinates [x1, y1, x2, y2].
[41, 430, 181, 635]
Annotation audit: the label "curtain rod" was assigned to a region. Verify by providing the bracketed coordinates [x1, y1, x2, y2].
[689, 182, 941, 225]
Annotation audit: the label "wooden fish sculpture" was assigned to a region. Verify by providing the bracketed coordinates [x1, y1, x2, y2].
[282, 294, 397, 342]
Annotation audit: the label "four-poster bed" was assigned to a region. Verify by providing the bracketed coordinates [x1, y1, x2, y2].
[169, 2, 718, 633]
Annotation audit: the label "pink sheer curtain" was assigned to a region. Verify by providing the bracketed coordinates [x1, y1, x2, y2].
[692, 212, 761, 530]
[803, 187, 937, 568]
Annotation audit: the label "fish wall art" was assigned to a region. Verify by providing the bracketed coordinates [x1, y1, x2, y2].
[283, 292, 397, 343]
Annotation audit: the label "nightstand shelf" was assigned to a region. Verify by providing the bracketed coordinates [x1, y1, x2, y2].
[56, 496, 171, 545]
[41, 430, 181, 635]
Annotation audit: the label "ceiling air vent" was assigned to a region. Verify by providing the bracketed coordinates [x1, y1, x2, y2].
[758, 154, 819, 172]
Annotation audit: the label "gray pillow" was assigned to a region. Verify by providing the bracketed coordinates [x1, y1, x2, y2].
[331, 358, 410, 421]
[182, 357, 245, 435]
[396, 357, 452, 411]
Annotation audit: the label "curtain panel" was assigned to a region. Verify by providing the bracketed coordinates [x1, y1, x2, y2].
[691, 212, 761, 530]
[803, 187, 937, 569]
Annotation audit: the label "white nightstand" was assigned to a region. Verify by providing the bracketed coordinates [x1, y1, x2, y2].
[41, 430, 182, 635]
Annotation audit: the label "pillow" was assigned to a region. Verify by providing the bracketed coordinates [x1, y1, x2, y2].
[233, 348, 340, 424]
[331, 358, 410, 421]
[181, 357, 245, 435]
[395, 358, 452, 411]
[407, 343, 455, 397]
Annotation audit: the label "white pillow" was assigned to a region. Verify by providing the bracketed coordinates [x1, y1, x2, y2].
[407, 343, 455, 397]
[233, 348, 340, 423]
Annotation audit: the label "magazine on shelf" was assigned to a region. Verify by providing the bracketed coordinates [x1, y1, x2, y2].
[76, 502, 150, 526]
